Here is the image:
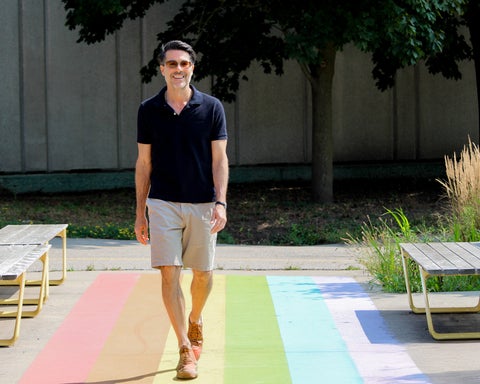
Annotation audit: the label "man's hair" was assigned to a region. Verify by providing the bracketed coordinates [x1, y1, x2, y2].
[158, 40, 197, 65]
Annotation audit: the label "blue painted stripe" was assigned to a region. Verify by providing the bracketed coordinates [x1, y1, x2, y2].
[267, 275, 363, 383]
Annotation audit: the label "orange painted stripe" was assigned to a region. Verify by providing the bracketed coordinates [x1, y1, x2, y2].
[86, 273, 171, 383]
[153, 273, 226, 383]
[18, 273, 140, 384]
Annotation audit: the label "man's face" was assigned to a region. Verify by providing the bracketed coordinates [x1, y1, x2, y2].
[160, 49, 194, 90]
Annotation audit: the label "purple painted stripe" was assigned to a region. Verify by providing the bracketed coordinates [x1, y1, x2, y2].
[313, 276, 430, 384]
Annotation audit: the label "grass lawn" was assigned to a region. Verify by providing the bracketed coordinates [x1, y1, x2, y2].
[0, 178, 447, 245]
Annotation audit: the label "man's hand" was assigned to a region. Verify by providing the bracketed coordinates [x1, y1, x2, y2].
[211, 205, 227, 234]
[135, 216, 150, 245]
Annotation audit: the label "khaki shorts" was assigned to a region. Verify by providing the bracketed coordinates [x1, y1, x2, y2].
[146, 199, 217, 271]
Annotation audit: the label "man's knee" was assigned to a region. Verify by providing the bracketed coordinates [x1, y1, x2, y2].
[160, 266, 182, 285]
[192, 270, 213, 286]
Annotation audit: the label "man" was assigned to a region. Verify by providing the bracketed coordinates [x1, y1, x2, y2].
[134, 40, 228, 380]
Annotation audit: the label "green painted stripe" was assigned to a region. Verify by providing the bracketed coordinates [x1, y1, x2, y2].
[225, 275, 291, 384]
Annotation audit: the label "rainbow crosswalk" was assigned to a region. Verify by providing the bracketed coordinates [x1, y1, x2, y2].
[18, 273, 430, 383]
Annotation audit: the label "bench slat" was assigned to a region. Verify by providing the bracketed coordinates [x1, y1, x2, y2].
[441, 243, 480, 273]
[0, 245, 51, 280]
[426, 243, 478, 274]
[0, 224, 67, 245]
[415, 243, 460, 273]
[0, 246, 37, 274]
[456, 243, 480, 271]
[401, 242, 480, 275]
[400, 243, 445, 273]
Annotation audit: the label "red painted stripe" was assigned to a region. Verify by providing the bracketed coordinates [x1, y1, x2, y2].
[18, 273, 140, 384]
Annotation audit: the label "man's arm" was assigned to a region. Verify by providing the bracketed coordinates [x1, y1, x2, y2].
[135, 143, 152, 245]
[211, 139, 229, 234]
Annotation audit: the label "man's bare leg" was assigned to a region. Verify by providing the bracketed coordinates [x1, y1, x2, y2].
[188, 269, 212, 360]
[189, 269, 213, 323]
[160, 266, 190, 347]
[160, 265, 197, 379]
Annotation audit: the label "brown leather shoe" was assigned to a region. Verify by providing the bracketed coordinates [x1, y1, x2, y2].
[176, 345, 197, 380]
[188, 318, 203, 361]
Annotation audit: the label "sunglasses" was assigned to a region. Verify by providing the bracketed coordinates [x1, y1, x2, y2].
[163, 60, 193, 69]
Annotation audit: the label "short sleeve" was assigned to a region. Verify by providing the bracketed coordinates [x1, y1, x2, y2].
[137, 103, 152, 144]
[211, 99, 228, 141]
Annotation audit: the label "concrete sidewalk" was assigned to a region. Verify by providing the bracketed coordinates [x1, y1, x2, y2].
[1, 239, 480, 383]
[45, 238, 365, 272]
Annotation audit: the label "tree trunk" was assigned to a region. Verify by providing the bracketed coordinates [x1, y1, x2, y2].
[310, 44, 336, 203]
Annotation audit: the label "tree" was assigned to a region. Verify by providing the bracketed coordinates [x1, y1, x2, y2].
[63, 0, 469, 202]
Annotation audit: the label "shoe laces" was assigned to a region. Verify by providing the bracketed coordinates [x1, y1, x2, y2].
[189, 322, 203, 343]
[179, 346, 195, 365]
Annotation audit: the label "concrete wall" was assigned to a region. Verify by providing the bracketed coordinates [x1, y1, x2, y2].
[1, 0, 478, 175]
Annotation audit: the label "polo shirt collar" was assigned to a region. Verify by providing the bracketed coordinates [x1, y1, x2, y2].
[159, 85, 203, 108]
[189, 85, 203, 106]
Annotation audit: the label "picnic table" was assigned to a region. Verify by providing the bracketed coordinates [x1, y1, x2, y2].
[400, 242, 480, 340]
[0, 224, 68, 286]
[0, 244, 50, 346]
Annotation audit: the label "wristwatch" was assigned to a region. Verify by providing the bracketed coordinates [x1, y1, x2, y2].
[215, 201, 227, 209]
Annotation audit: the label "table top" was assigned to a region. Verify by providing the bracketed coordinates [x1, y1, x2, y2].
[0, 224, 67, 245]
[0, 244, 51, 280]
[400, 242, 480, 275]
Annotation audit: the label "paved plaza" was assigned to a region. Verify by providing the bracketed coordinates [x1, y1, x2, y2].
[1, 239, 479, 383]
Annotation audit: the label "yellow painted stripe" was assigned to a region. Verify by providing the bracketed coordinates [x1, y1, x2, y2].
[153, 273, 186, 383]
[153, 273, 226, 383]
[195, 274, 226, 383]
[152, 321, 178, 382]
[86, 273, 170, 383]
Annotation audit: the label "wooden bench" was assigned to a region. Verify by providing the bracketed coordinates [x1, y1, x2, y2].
[400, 242, 480, 340]
[0, 244, 50, 346]
[0, 224, 68, 287]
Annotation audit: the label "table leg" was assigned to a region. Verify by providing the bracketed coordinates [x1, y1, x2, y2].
[0, 273, 25, 347]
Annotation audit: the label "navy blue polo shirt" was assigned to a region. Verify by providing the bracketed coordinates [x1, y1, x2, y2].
[137, 86, 227, 203]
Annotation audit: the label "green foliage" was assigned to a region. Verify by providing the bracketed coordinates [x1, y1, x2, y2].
[217, 230, 235, 245]
[68, 223, 135, 240]
[384, 207, 414, 241]
[62, 0, 475, 203]
[452, 205, 480, 241]
[57, 223, 239, 244]
[353, 0, 470, 90]
[347, 208, 480, 293]
[347, 209, 418, 292]
[438, 138, 480, 242]
[62, 0, 471, 99]
[283, 223, 322, 245]
[63, 0, 162, 43]
[141, 1, 288, 102]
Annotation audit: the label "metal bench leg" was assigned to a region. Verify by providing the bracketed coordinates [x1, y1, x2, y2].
[402, 250, 480, 315]
[401, 249, 425, 314]
[419, 267, 480, 340]
[0, 251, 49, 316]
[25, 228, 67, 286]
[48, 228, 67, 285]
[0, 273, 25, 347]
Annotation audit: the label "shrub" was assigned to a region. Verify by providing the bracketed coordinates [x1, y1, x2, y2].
[350, 138, 480, 292]
[347, 207, 480, 293]
[346, 208, 421, 292]
[437, 137, 480, 241]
